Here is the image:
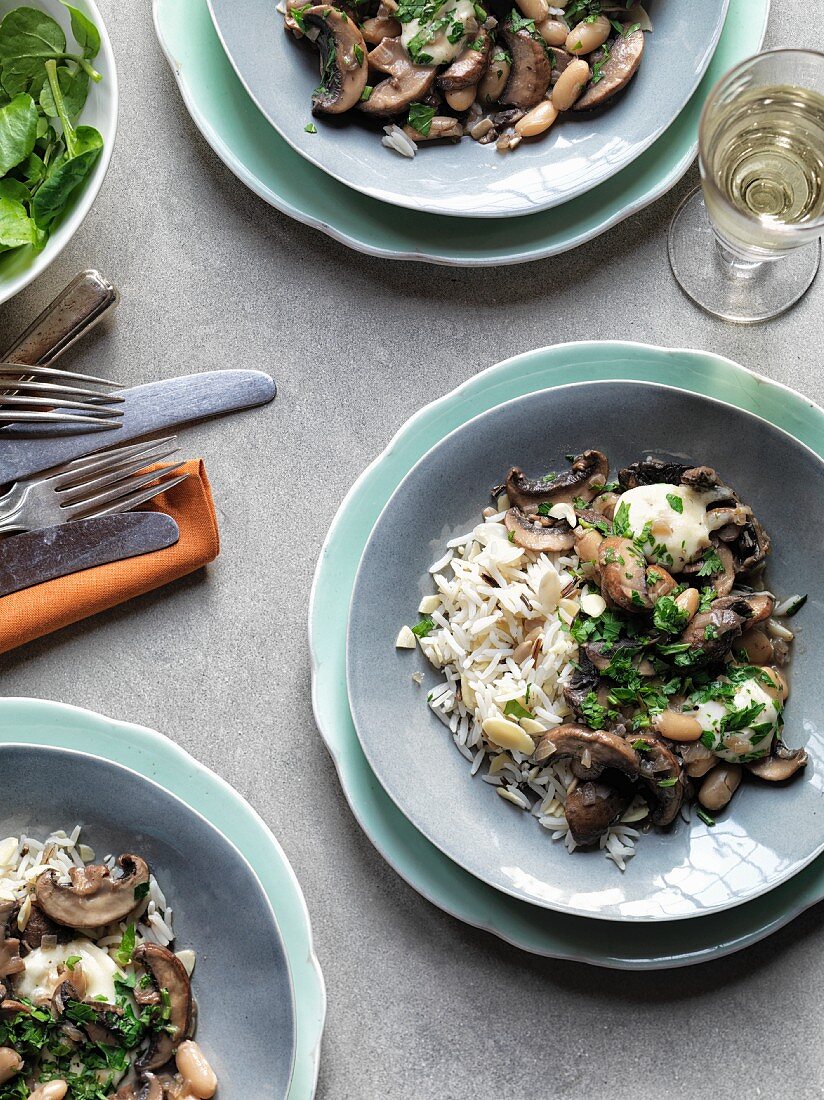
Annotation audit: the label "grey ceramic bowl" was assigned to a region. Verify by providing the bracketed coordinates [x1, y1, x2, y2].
[206, 0, 728, 218]
[0, 745, 295, 1098]
[347, 381, 824, 921]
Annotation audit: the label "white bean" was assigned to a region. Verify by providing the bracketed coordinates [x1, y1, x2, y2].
[176, 1040, 218, 1099]
[478, 56, 511, 104]
[445, 86, 477, 112]
[29, 1084, 68, 1100]
[515, 0, 549, 22]
[535, 17, 568, 46]
[0, 1048, 22, 1085]
[551, 58, 590, 110]
[565, 14, 611, 55]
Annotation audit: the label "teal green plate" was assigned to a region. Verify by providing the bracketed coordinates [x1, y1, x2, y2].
[153, 0, 768, 266]
[309, 342, 824, 969]
[0, 699, 326, 1098]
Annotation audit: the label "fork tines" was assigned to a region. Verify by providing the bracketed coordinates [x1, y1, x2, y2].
[0, 360, 124, 429]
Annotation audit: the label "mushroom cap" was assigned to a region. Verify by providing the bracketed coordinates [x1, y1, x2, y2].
[532, 723, 641, 779]
[565, 781, 633, 846]
[34, 854, 150, 930]
[501, 25, 552, 109]
[504, 507, 575, 551]
[673, 595, 753, 668]
[747, 741, 808, 781]
[501, 450, 609, 513]
[598, 536, 653, 612]
[360, 36, 436, 116]
[631, 733, 686, 826]
[618, 458, 694, 490]
[305, 6, 368, 114]
[134, 943, 193, 1072]
[573, 28, 644, 111]
[439, 30, 492, 91]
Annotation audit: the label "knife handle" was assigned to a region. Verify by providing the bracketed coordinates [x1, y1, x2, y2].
[1, 271, 120, 367]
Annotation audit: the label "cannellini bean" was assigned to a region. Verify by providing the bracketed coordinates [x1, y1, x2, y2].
[445, 86, 477, 112]
[674, 587, 700, 622]
[699, 764, 742, 811]
[552, 59, 591, 110]
[565, 14, 611, 54]
[29, 1084, 68, 1100]
[482, 717, 536, 755]
[515, 99, 559, 137]
[0, 1048, 22, 1085]
[652, 709, 703, 743]
[478, 56, 511, 105]
[739, 626, 773, 665]
[515, 0, 549, 22]
[536, 17, 568, 45]
[176, 1041, 218, 1099]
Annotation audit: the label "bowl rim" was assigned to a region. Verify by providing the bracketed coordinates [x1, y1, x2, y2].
[345, 375, 824, 922]
[0, 0, 119, 308]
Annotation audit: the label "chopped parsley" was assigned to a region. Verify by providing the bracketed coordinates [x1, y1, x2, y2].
[697, 808, 716, 827]
[504, 699, 534, 720]
[666, 493, 684, 513]
[697, 547, 725, 577]
[407, 102, 436, 136]
[65, 955, 82, 970]
[653, 596, 689, 636]
[612, 500, 632, 537]
[360, 85, 373, 101]
[115, 923, 136, 966]
[353, 43, 364, 64]
[579, 691, 608, 729]
[411, 615, 436, 638]
[304, 123, 317, 133]
[658, 777, 679, 788]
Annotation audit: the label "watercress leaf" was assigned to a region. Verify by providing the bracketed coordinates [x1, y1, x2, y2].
[60, 0, 101, 58]
[0, 91, 37, 174]
[0, 195, 38, 251]
[16, 149, 46, 187]
[40, 62, 88, 120]
[0, 8, 67, 81]
[0, 176, 30, 202]
[31, 123, 102, 227]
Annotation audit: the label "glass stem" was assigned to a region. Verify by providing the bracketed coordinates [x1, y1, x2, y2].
[713, 233, 765, 280]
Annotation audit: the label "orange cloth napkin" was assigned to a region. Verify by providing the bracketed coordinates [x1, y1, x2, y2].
[0, 460, 219, 655]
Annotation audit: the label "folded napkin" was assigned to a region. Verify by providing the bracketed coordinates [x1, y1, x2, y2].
[0, 460, 219, 655]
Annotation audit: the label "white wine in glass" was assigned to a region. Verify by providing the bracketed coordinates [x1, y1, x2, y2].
[669, 49, 824, 323]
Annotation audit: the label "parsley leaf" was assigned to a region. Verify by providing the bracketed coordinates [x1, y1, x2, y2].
[666, 493, 684, 513]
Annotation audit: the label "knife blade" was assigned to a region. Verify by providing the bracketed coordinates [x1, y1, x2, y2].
[0, 513, 180, 598]
[0, 369, 277, 483]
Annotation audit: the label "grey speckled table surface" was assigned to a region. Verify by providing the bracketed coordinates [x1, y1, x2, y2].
[1, 2, 823, 1098]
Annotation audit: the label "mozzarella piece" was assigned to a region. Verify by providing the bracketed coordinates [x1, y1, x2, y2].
[620, 483, 712, 571]
[15, 938, 121, 1003]
[401, 0, 477, 65]
[692, 677, 780, 763]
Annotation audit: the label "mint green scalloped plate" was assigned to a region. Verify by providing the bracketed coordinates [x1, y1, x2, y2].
[153, 0, 768, 266]
[309, 342, 824, 969]
[0, 699, 326, 1098]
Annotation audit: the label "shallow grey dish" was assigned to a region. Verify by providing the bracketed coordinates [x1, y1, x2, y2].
[347, 381, 824, 922]
[206, 0, 728, 218]
[0, 745, 296, 1098]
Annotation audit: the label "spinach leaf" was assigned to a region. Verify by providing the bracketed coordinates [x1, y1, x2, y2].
[0, 7, 101, 85]
[31, 123, 102, 227]
[0, 91, 37, 174]
[40, 63, 89, 120]
[60, 0, 101, 59]
[0, 195, 38, 251]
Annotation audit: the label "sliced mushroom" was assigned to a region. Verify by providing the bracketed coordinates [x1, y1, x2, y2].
[598, 536, 652, 612]
[546, 44, 572, 83]
[565, 781, 632, 846]
[134, 943, 194, 1072]
[563, 652, 614, 727]
[360, 0, 401, 44]
[504, 507, 574, 551]
[0, 935, 23, 981]
[498, 450, 609, 513]
[360, 36, 436, 116]
[618, 458, 693, 490]
[16, 902, 70, 952]
[532, 723, 641, 780]
[672, 595, 754, 668]
[573, 28, 644, 111]
[439, 30, 491, 91]
[501, 24, 552, 109]
[404, 116, 463, 141]
[631, 733, 686, 826]
[35, 854, 150, 929]
[747, 740, 808, 781]
[303, 6, 368, 114]
[111, 1075, 163, 1100]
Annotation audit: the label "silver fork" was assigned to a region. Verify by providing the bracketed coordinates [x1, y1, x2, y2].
[0, 437, 189, 535]
[0, 362, 124, 429]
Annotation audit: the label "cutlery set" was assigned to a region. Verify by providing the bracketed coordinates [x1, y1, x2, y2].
[0, 271, 276, 598]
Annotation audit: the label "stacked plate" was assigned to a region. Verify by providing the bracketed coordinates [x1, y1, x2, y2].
[154, 0, 769, 265]
[310, 341, 824, 969]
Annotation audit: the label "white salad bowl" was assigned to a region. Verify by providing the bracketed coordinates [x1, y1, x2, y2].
[0, 0, 117, 308]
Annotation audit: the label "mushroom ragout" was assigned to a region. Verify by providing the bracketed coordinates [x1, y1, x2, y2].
[281, 0, 651, 156]
[0, 830, 217, 1099]
[399, 451, 806, 867]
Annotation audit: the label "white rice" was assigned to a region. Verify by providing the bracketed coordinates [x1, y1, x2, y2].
[381, 123, 418, 158]
[417, 511, 642, 869]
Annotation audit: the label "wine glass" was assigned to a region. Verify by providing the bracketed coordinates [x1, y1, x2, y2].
[668, 49, 824, 324]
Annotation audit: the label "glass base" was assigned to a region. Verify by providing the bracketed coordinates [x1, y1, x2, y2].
[668, 186, 821, 324]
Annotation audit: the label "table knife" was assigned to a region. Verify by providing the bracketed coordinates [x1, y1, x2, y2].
[0, 512, 180, 598]
[0, 369, 277, 483]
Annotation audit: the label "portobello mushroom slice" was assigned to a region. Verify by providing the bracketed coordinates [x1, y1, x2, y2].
[498, 450, 609, 513]
[134, 943, 193, 1072]
[35, 854, 150, 930]
[747, 740, 808, 781]
[598, 536, 653, 612]
[504, 507, 575, 551]
[618, 458, 694, 490]
[501, 24, 552, 109]
[360, 36, 436, 116]
[631, 733, 686, 827]
[573, 27, 644, 111]
[565, 780, 633, 846]
[439, 30, 492, 91]
[304, 6, 369, 114]
[531, 723, 641, 780]
[671, 595, 755, 668]
[111, 1075, 163, 1100]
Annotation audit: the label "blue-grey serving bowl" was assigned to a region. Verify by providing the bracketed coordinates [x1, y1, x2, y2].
[0, 745, 296, 1098]
[347, 381, 824, 921]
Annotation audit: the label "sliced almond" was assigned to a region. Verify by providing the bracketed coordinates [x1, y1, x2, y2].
[418, 595, 441, 614]
[395, 625, 417, 649]
[580, 591, 606, 617]
[538, 567, 562, 613]
[483, 717, 536, 755]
